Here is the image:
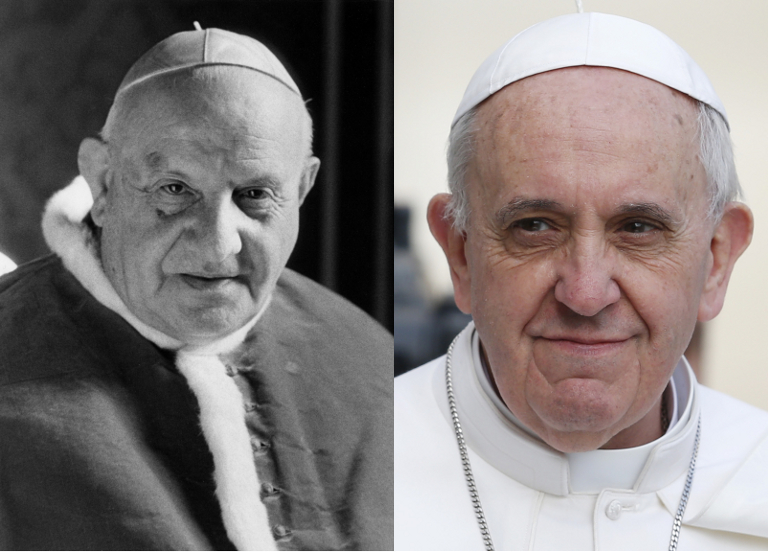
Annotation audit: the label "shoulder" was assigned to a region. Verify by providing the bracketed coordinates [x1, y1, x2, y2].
[395, 357, 452, 448]
[396, 357, 444, 407]
[272, 268, 393, 353]
[0, 253, 60, 297]
[0, 255, 86, 385]
[0, 255, 148, 388]
[685, 385, 767, 538]
[242, 269, 393, 406]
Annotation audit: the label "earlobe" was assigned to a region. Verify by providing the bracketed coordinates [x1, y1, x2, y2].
[697, 203, 754, 321]
[297, 156, 320, 206]
[427, 194, 472, 314]
[77, 138, 111, 226]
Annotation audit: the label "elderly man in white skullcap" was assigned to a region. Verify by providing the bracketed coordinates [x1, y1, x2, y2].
[395, 12, 765, 551]
[0, 27, 392, 550]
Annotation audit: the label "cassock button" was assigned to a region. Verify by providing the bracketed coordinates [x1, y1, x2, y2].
[244, 401, 259, 412]
[273, 524, 291, 539]
[251, 437, 270, 453]
[605, 500, 622, 520]
[261, 482, 278, 496]
[224, 364, 237, 377]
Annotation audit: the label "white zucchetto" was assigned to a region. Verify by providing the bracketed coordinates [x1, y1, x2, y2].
[452, 12, 728, 129]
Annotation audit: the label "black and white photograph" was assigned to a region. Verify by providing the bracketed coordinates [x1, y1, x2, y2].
[0, 1, 393, 550]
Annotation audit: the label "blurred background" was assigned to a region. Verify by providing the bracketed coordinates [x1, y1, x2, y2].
[0, 0, 393, 331]
[394, 0, 767, 410]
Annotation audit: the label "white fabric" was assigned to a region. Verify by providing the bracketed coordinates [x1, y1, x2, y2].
[395, 322, 767, 550]
[42, 178, 276, 551]
[452, 12, 728, 128]
[0, 251, 15, 277]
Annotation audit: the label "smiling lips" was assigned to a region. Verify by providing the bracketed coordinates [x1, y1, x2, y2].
[539, 335, 631, 355]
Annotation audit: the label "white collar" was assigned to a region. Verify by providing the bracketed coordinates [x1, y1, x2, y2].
[434, 322, 701, 496]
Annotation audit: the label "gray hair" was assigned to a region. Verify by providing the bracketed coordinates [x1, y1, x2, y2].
[445, 101, 741, 231]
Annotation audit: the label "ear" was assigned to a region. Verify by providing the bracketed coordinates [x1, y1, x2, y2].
[697, 202, 754, 321]
[297, 156, 320, 206]
[77, 138, 111, 227]
[427, 193, 472, 314]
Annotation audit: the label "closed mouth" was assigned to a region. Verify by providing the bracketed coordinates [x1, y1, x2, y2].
[542, 337, 628, 345]
[179, 273, 238, 290]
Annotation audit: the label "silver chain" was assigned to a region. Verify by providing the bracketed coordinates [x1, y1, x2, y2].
[445, 334, 494, 550]
[669, 416, 701, 551]
[444, 333, 701, 552]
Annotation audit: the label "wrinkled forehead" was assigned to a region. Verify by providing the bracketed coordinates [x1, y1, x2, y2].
[476, 67, 700, 145]
[469, 67, 706, 209]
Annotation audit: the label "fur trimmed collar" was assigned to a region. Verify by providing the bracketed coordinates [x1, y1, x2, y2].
[42, 177, 277, 550]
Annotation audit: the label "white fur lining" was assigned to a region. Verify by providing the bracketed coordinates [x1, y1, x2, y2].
[41, 178, 183, 350]
[42, 177, 277, 550]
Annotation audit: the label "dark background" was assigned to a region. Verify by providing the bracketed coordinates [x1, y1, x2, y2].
[0, 0, 393, 331]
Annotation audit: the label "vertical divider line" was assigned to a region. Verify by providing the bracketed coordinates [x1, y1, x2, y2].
[321, 0, 342, 291]
[375, 0, 394, 329]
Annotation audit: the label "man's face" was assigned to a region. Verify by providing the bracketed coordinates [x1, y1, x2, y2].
[92, 70, 317, 345]
[461, 67, 714, 452]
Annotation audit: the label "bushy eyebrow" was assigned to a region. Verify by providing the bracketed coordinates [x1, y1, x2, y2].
[495, 198, 682, 228]
[615, 203, 682, 227]
[495, 198, 563, 227]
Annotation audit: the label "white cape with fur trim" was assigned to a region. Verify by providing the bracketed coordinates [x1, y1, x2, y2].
[42, 177, 276, 551]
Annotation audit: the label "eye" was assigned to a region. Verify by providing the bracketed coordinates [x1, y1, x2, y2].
[513, 218, 553, 232]
[160, 182, 188, 196]
[621, 221, 658, 234]
[241, 188, 270, 201]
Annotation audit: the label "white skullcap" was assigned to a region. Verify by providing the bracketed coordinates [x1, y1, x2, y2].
[117, 27, 301, 98]
[452, 12, 728, 129]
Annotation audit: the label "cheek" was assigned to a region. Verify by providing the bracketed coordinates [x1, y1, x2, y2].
[618, 246, 711, 376]
[100, 193, 179, 282]
[247, 211, 299, 267]
[467, 237, 554, 341]
[101, 218, 173, 291]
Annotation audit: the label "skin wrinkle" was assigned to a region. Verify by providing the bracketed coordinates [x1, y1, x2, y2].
[80, 68, 319, 345]
[428, 66, 753, 453]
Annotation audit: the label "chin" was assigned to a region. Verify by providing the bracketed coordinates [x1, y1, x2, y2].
[530, 389, 624, 434]
[542, 430, 614, 453]
[170, 307, 254, 343]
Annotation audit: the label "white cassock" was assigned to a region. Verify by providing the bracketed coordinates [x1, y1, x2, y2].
[395, 323, 767, 550]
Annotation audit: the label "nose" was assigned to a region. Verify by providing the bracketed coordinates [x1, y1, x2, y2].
[553, 237, 621, 317]
[190, 200, 243, 269]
